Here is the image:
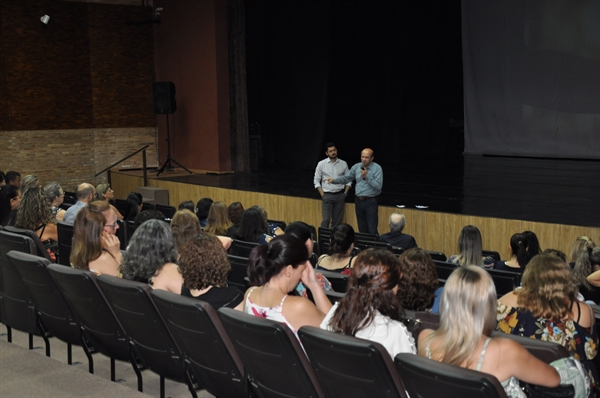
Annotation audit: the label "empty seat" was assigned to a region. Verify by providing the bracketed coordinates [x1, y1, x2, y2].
[355, 239, 392, 252]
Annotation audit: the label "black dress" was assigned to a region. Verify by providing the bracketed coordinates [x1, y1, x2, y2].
[180, 285, 244, 309]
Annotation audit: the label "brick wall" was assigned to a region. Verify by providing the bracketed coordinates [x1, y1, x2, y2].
[0, 127, 158, 191]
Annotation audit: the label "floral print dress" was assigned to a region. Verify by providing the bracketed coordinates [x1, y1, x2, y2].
[497, 301, 598, 388]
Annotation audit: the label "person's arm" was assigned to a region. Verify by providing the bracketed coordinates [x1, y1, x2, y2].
[314, 161, 324, 196]
[588, 270, 600, 287]
[300, 262, 333, 315]
[56, 209, 66, 221]
[364, 164, 383, 191]
[217, 236, 232, 249]
[498, 338, 560, 387]
[102, 232, 122, 265]
[327, 164, 356, 185]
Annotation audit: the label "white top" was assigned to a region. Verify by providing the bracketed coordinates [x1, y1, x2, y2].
[314, 157, 351, 192]
[320, 302, 416, 358]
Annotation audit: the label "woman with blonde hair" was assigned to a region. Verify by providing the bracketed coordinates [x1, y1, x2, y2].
[204, 201, 235, 237]
[497, 254, 598, 386]
[95, 183, 123, 219]
[70, 200, 121, 276]
[171, 209, 232, 251]
[420, 265, 562, 397]
[446, 225, 494, 268]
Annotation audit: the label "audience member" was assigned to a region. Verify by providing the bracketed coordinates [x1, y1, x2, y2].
[419, 266, 562, 397]
[235, 206, 271, 244]
[95, 183, 123, 219]
[195, 197, 213, 228]
[178, 233, 244, 309]
[124, 192, 143, 222]
[178, 200, 195, 212]
[70, 201, 121, 276]
[204, 201, 235, 237]
[446, 225, 494, 268]
[379, 212, 417, 249]
[315, 223, 356, 273]
[570, 236, 596, 269]
[321, 248, 416, 358]
[20, 174, 40, 191]
[397, 248, 441, 314]
[244, 235, 332, 334]
[227, 201, 244, 227]
[576, 247, 600, 303]
[254, 205, 284, 237]
[5, 171, 21, 188]
[0, 171, 5, 186]
[43, 182, 66, 221]
[14, 186, 59, 261]
[585, 248, 600, 285]
[497, 254, 598, 385]
[522, 230, 542, 265]
[63, 183, 96, 223]
[133, 209, 165, 226]
[0, 184, 21, 226]
[543, 248, 567, 262]
[493, 233, 528, 273]
[120, 219, 182, 293]
[171, 209, 202, 251]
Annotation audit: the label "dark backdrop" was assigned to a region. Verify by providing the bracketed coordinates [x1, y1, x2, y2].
[245, 0, 464, 170]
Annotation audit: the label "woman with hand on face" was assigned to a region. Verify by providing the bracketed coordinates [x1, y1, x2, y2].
[70, 200, 121, 276]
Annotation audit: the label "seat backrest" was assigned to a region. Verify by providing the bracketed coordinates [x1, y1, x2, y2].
[317, 227, 333, 255]
[394, 353, 508, 398]
[218, 307, 324, 398]
[114, 199, 128, 215]
[3, 226, 52, 261]
[267, 219, 287, 232]
[426, 250, 447, 261]
[486, 268, 520, 296]
[56, 221, 74, 266]
[46, 264, 132, 363]
[355, 239, 392, 252]
[298, 326, 407, 398]
[354, 231, 379, 241]
[229, 239, 260, 258]
[63, 192, 77, 205]
[96, 275, 191, 385]
[155, 204, 176, 220]
[433, 260, 456, 283]
[151, 290, 246, 397]
[227, 254, 250, 292]
[490, 331, 569, 363]
[116, 219, 127, 250]
[316, 269, 349, 293]
[483, 249, 501, 262]
[8, 251, 82, 346]
[402, 311, 440, 348]
[0, 232, 40, 334]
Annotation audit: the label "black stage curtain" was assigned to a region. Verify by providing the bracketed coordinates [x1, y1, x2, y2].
[246, 0, 464, 170]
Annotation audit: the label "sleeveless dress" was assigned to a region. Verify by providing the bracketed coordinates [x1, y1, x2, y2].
[244, 286, 297, 335]
[34, 223, 59, 262]
[425, 337, 524, 397]
[315, 254, 353, 275]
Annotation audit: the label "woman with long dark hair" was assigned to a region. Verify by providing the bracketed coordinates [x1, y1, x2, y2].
[235, 206, 271, 244]
[0, 184, 21, 226]
[315, 223, 356, 273]
[494, 233, 529, 273]
[124, 192, 143, 222]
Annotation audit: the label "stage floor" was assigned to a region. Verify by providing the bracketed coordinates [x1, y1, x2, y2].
[136, 155, 600, 227]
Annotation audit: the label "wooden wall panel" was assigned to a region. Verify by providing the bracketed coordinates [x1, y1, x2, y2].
[112, 172, 600, 259]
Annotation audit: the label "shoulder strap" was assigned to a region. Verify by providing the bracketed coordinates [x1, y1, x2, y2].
[476, 337, 492, 371]
[576, 300, 581, 324]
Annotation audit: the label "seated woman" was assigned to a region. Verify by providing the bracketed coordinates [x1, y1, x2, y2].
[581, 248, 600, 301]
[124, 192, 143, 222]
[397, 248, 441, 314]
[43, 182, 66, 221]
[321, 248, 416, 358]
[14, 186, 59, 261]
[0, 184, 21, 227]
[204, 201, 235, 238]
[315, 223, 356, 273]
[497, 253, 598, 385]
[95, 183, 124, 220]
[195, 197, 213, 229]
[493, 233, 528, 273]
[171, 209, 231, 251]
[522, 230, 542, 265]
[420, 265, 561, 397]
[71, 201, 121, 276]
[446, 225, 494, 268]
[243, 235, 332, 334]
[254, 205, 284, 237]
[120, 219, 183, 293]
[235, 206, 272, 244]
[178, 233, 244, 310]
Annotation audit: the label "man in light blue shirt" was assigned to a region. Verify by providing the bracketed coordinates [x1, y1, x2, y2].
[63, 183, 96, 224]
[314, 142, 351, 229]
[327, 148, 382, 234]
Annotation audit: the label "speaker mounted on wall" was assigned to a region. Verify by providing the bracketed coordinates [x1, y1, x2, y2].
[153, 81, 177, 114]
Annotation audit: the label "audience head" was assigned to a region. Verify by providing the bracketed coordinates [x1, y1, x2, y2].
[573, 245, 600, 291]
[522, 230, 541, 264]
[14, 186, 54, 230]
[329, 249, 403, 336]
[0, 171, 5, 186]
[518, 253, 577, 321]
[248, 235, 309, 286]
[125, 192, 143, 221]
[75, 183, 96, 203]
[456, 225, 484, 266]
[236, 206, 268, 243]
[5, 171, 21, 188]
[95, 183, 114, 202]
[179, 233, 230, 290]
[509, 232, 529, 268]
[70, 200, 116, 269]
[43, 182, 64, 207]
[397, 248, 439, 311]
[204, 201, 232, 236]
[120, 220, 178, 284]
[227, 201, 244, 226]
[0, 185, 21, 225]
[285, 221, 314, 255]
[170, 209, 202, 250]
[434, 265, 496, 366]
[542, 248, 567, 263]
[134, 209, 165, 226]
[195, 198, 213, 221]
[570, 236, 596, 264]
[389, 212, 406, 232]
[178, 200, 195, 212]
[20, 175, 40, 191]
[329, 223, 355, 258]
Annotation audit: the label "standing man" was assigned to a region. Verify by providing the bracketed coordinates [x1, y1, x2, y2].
[326, 148, 382, 235]
[314, 143, 351, 229]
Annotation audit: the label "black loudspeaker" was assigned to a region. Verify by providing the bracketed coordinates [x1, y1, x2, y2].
[153, 81, 177, 114]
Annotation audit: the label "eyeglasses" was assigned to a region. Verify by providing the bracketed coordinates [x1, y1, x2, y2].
[105, 221, 118, 229]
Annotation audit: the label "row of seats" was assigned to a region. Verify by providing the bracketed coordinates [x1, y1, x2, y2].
[0, 229, 576, 398]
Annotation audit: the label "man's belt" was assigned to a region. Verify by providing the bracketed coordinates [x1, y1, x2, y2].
[326, 190, 345, 195]
[356, 195, 376, 201]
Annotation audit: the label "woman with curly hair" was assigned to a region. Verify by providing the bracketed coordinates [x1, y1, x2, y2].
[95, 183, 123, 219]
[71, 200, 121, 275]
[315, 223, 356, 273]
[120, 219, 182, 292]
[179, 233, 243, 309]
[397, 248, 441, 313]
[321, 248, 416, 358]
[497, 253, 598, 385]
[14, 186, 59, 261]
[204, 201, 235, 237]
